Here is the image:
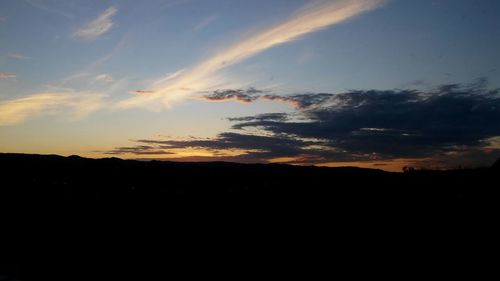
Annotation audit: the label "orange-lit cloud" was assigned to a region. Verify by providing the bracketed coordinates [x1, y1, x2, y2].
[260, 95, 304, 109]
[0, 92, 104, 125]
[115, 0, 386, 110]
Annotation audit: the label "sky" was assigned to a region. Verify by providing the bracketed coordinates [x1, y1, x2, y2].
[1, 0, 500, 171]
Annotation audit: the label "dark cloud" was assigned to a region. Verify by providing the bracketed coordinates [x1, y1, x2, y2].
[105, 145, 172, 155]
[227, 113, 288, 122]
[111, 81, 500, 168]
[204, 88, 335, 108]
[133, 155, 267, 164]
[261, 93, 334, 109]
[233, 84, 500, 159]
[139, 132, 315, 159]
[203, 87, 264, 103]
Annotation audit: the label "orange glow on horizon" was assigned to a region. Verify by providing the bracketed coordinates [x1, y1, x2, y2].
[316, 159, 424, 172]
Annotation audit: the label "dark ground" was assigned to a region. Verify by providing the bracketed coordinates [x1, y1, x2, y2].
[0, 153, 497, 280]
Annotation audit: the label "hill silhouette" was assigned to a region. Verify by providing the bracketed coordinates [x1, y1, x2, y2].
[1, 152, 497, 210]
[0, 153, 497, 280]
[493, 158, 500, 169]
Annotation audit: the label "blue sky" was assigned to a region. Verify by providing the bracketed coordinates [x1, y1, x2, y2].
[1, 0, 500, 170]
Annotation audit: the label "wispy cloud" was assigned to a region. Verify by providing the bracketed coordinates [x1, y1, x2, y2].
[7, 53, 31, 60]
[115, 0, 386, 110]
[0, 92, 105, 125]
[0, 72, 16, 80]
[24, 0, 74, 19]
[60, 37, 127, 87]
[193, 15, 218, 31]
[94, 73, 114, 83]
[73, 6, 117, 41]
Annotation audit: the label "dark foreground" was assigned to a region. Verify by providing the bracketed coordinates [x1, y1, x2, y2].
[0, 153, 498, 280]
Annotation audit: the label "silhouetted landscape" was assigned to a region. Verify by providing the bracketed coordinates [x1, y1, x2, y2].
[1, 153, 498, 207]
[0, 153, 498, 280]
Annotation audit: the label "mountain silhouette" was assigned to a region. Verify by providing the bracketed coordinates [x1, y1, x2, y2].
[0, 152, 497, 211]
[493, 158, 500, 169]
[0, 153, 497, 281]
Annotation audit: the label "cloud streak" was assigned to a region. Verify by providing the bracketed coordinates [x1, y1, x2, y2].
[193, 15, 218, 31]
[7, 53, 31, 60]
[105, 146, 172, 155]
[74, 6, 117, 41]
[94, 73, 114, 83]
[115, 0, 386, 110]
[0, 73, 16, 80]
[0, 92, 105, 125]
[24, 0, 74, 19]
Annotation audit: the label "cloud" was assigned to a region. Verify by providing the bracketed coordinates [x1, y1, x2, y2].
[193, 15, 218, 31]
[94, 73, 114, 83]
[0, 92, 105, 125]
[0, 73, 16, 80]
[24, 0, 74, 19]
[73, 6, 117, 41]
[104, 146, 172, 155]
[115, 0, 385, 110]
[203, 87, 264, 103]
[261, 93, 335, 109]
[135, 132, 313, 160]
[110, 82, 500, 169]
[228, 113, 289, 122]
[7, 53, 31, 60]
[203, 89, 346, 109]
[233, 84, 500, 158]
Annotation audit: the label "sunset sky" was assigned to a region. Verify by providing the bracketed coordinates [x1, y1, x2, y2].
[1, 0, 500, 171]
